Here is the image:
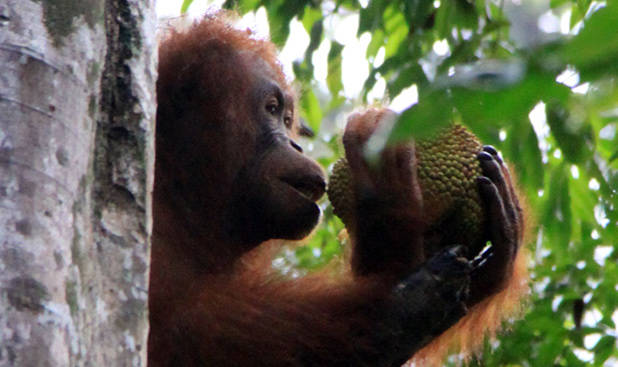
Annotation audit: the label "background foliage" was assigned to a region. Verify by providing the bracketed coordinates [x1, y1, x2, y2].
[179, 0, 617, 365]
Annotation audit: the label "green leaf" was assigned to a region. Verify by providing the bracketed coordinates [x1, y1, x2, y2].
[300, 88, 323, 132]
[301, 6, 322, 34]
[550, 0, 570, 8]
[564, 349, 589, 367]
[292, 17, 323, 84]
[264, 0, 308, 46]
[222, 0, 261, 12]
[387, 63, 424, 98]
[382, 5, 409, 58]
[546, 103, 593, 164]
[434, 0, 477, 39]
[562, 4, 618, 80]
[366, 29, 384, 59]
[358, 0, 386, 34]
[543, 163, 573, 250]
[452, 65, 570, 131]
[265, 2, 290, 47]
[180, 0, 193, 14]
[594, 336, 616, 364]
[536, 335, 564, 366]
[569, 173, 597, 230]
[577, 0, 592, 14]
[327, 41, 344, 104]
[508, 121, 545, 193]
[403, 0, 434, 28]
[388, 90, 452, 143]
[304, 19, 323, 64]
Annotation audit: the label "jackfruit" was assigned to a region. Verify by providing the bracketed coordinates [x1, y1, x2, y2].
[327, 124, 486, 254]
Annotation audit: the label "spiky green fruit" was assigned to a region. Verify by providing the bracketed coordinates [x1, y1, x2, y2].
[328, 158, 355, 228]
[327, 124, 485, 253]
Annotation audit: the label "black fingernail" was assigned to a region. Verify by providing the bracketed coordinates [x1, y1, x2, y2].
[483, 146, 504, 164]
[483, 145, 498, 155]
[477, 151, 493, 161]
[477, 176, 492, 185]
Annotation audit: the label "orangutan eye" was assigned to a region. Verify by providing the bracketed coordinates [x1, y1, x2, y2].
[266, 98, 279, 115]
[283, 115, 292, 128]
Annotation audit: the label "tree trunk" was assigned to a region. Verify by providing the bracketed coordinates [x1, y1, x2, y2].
[0, 0, 156, 365]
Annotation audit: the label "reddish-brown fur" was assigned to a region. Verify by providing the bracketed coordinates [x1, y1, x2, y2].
[149, 14, 527, 367]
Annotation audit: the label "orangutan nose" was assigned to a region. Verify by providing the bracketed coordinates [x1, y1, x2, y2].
[290, 139, 303, 153]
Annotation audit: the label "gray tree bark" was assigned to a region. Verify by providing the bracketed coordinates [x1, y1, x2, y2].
[0, 0, 156, 365]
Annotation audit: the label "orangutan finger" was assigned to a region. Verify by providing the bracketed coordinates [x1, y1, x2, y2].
[478, 152, 517, 223]
[477, 176, 514, 267]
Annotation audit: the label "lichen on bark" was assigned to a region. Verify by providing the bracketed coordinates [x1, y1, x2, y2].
[33, 0, 104, 46]
[6, 276, 49, 313]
